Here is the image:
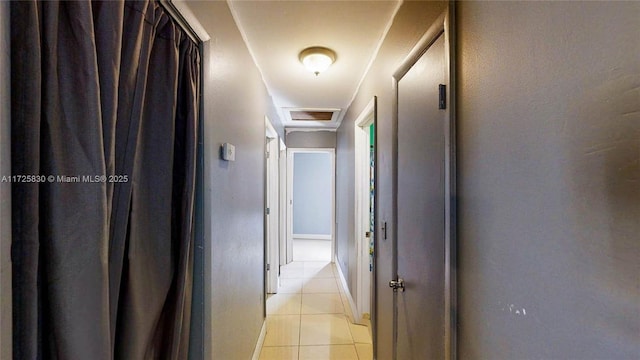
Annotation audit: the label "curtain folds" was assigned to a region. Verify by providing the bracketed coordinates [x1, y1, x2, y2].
[10, 1, 200, 358]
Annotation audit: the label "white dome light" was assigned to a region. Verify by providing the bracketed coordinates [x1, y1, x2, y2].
[299, 47, 337, 76]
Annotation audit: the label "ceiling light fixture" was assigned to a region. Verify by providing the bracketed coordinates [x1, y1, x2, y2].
[299, 46, 336, 76]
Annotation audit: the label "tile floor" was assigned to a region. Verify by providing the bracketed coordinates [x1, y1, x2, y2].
[292, 239, 333, 262]
[259, 260, 373, 360]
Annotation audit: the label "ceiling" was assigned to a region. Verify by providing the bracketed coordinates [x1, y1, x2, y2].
[227, 0, 401, 130]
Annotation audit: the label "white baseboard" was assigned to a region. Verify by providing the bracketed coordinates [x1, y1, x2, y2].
[293, 233, 331, 240]
[251, 319, 267, 360]
[335, 261, 361, 324]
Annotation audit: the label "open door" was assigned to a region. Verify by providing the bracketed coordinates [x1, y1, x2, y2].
[392, 8, 456, 360]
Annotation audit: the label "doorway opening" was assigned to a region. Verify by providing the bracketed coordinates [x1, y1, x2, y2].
[286, 148, 336, 263]
[354, 97, 376, 325]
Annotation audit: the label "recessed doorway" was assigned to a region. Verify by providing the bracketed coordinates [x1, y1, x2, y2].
[286, 148, 335, 263]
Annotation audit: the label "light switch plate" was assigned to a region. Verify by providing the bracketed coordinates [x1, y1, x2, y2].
[222, 143, 235, 161]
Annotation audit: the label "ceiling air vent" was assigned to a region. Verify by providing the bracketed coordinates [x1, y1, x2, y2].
[290, 111, 334, 122]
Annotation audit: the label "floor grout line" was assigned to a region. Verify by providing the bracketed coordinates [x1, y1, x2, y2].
[296, 261, 308, 359]
[265, 257, 371, 359]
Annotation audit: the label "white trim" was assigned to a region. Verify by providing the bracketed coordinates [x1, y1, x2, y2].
[286, 151, 294, 263]
[335, 261, 359, 324]
[341, 0, 402, 129]
[251, 320, 267, 360]
[355, 99, 376, 127]
[286, 148, 336, 263]
[354, 98, 375, 323]
[227, 1, 273, 104]
[279, 142, 288, 266]
[285, 127, 338, 134]
[265, 116, 280, 294]
[292, 234, 331, 241]
[265, 116, 277, 139]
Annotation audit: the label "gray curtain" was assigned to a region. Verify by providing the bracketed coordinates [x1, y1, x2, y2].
[10, 1, 200, 358]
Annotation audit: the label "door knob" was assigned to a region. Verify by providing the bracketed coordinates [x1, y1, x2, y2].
[389, 278, 405, 292]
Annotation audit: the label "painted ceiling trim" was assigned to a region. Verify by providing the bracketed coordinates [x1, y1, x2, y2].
[226, 0, 401, 131]
[343, 0, 403, 119]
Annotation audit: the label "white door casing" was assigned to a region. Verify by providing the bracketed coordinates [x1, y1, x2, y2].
[279, 139, 288, 265]
[265, 117, 279, 294]
[354, 98, 376, 323]
[286, 148, 336, 262]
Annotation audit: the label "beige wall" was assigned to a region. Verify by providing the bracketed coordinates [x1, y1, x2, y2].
[0, 1, 12, 359]
[186, 1, 284, 359]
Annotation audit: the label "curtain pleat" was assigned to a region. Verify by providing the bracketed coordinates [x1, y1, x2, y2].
[10, 1, 200, 358]
[39, 1, 112, 357]
[170, 37, 200, 360]
[92, 1, 125, 222]
[10, 1, 42, 358]
[116, 10, 181, 359]
[108, 0, 155, 349]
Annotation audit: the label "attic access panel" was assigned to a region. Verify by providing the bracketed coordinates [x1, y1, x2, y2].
[290, 111, 334, 121]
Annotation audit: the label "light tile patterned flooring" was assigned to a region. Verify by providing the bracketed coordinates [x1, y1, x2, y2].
[259, 260, 373, 359]
[292, 239, 333, 262]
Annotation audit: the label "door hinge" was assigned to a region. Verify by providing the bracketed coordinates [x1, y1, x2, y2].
[439, 84, 446, 110]
[266, 151, 270, 159]
[266, 263, 270, 271]
[381, 222, 387, 240]
[266, 207, 270, 215]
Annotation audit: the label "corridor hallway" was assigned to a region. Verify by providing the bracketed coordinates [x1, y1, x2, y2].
[3, 1, 638, 359]
[258, 260, 373, 360]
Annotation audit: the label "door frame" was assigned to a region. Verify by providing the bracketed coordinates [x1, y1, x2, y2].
[265, 116, 280, 294]
[354, 97, 376, 324]
[286, 148, 336, 263]
[279, 139, 289, 265]
[391, 6, 456, 360]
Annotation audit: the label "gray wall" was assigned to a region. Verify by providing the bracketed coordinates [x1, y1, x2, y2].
[286, 130, 336, 148]
[457, 2, 639, 358]
[340, 1, 639, 357]
[292, 152, 332, 236]
[186, 2, 283, 359]
[0, 2, 11, 358]
[335, 2, 446, 358]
